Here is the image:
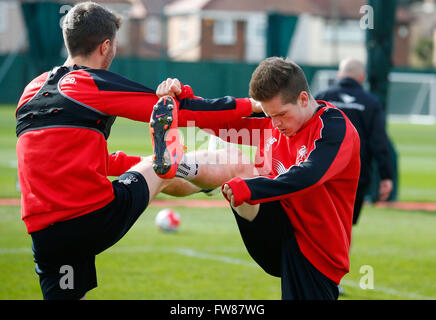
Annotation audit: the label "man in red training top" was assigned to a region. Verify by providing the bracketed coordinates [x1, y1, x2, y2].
[153, 57, 361, 300]
[16, 1, 255, 300]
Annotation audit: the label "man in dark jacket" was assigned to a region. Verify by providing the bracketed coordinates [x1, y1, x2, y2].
[315, 58, 393, 225]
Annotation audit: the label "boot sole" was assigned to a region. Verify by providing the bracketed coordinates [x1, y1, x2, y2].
[150, 97, 176, 176]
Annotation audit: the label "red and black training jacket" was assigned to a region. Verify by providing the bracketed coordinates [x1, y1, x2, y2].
[16, 65, 252, 233]
[206, 102, 361, 284]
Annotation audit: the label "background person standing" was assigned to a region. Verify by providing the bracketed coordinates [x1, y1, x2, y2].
[315, 58, 394, 225]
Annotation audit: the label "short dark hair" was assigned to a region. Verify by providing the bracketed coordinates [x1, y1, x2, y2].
[62, 2, 122, 57]
[249, 57, 310, 103]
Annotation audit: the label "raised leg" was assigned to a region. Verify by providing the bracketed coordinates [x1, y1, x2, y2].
[128, 158, 172, 201]
[154, 147, 261, 221]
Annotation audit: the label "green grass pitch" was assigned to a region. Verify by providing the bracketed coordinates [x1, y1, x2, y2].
[0, 105, 436, 300]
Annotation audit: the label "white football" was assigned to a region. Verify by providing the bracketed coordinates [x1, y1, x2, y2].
[155, 208, 180, 232]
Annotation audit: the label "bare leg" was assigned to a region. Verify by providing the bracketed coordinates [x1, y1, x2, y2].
[129, 157, 172, 201]
[140, 148, 261, 221]
[141, 148, 257, 197]
[174, 147, 261, 221]
[232, 202, 260, 222]
[188, 148, 260, 221]
[190, 148, 258, 189]
[161, 178, 202, 196]
[141, 155, 201, 196]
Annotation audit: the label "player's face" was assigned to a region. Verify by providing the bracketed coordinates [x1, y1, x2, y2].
[261, 92, 309, 137]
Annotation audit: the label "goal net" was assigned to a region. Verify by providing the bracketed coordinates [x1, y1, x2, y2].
[311, 69, 436, 125]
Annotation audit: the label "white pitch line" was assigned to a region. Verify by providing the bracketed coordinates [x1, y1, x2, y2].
[339, 279, 434, 300]
[108, 246, 254, 267]
[167, 248, 435, 300]
[172, 247, 255, 267]
[1, 246, 434, 300]
[0, 247, 31, 254]
[110, 246, 435, 300]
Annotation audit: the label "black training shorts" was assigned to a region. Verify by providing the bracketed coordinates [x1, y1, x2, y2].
[30, 171, 149, 300]
[231, 201, 339, 300]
